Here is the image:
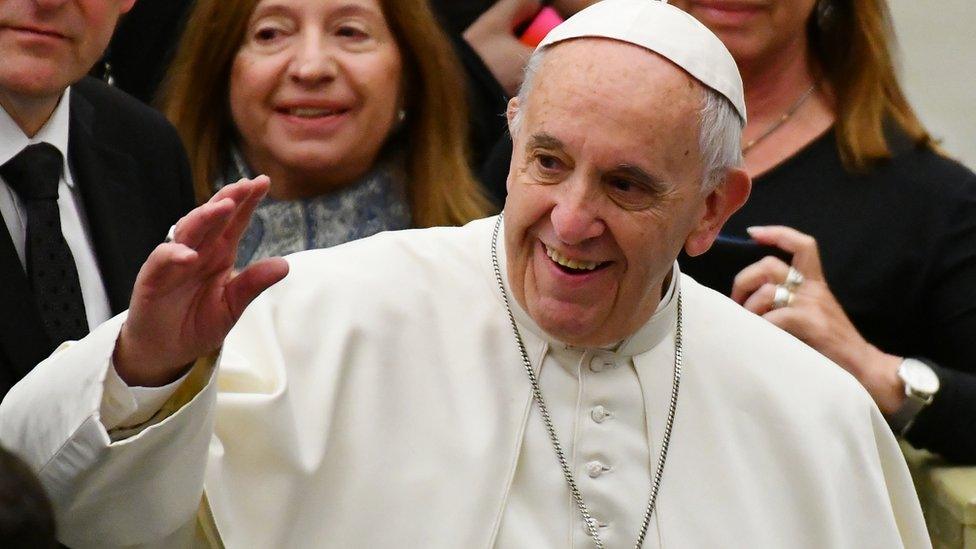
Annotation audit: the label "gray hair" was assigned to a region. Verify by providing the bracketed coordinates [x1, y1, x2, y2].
[511, 49, 743, 194]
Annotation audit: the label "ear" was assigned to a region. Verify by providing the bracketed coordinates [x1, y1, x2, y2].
[120, 0, 137, 14]
[504, 97, 522, 194]
[506, 96, 521, 136]
[683, 168, 751, 256]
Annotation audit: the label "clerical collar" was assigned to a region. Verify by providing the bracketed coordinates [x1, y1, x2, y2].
[492, 216, 679, 358]
[0, 88, 73, 188]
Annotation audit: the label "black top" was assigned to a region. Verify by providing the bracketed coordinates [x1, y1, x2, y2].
[720, 130, 976, 463]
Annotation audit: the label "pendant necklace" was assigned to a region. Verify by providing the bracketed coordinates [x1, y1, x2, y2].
[742, 84, 817, 155]
[490, 214, 683, 549]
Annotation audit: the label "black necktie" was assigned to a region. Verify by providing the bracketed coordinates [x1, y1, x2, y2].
[1, 143, 88, 345]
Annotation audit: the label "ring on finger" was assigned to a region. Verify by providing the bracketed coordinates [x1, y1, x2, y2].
[772, 284, 795, 309]
[783, 266, 805, 290]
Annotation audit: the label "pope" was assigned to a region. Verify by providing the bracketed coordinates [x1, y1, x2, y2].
[0, 1, 929, 548]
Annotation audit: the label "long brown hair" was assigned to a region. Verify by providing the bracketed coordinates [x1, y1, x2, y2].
[160, 0, 492, 226]
[808, 0, 935, 172]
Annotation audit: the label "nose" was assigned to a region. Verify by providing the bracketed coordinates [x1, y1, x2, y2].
[288, 33, 338, 87]
[550, 182, 605, 245]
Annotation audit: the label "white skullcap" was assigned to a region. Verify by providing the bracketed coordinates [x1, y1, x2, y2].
[537, 0, 746, 123]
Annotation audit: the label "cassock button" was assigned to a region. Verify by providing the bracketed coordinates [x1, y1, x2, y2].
[586, 460, 611, 478]
[583, 518, 611, 536]
[591, 405, 612, 423]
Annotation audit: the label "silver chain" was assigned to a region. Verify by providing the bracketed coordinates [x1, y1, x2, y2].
[489, 214, 682, 549]
[741, 84, 817, 155]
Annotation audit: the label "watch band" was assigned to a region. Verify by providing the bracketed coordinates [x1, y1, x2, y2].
[887, 393, 928, 436]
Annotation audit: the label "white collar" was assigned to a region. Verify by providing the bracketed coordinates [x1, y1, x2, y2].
[0, 87, 73, 187]
[494, 217, 679, 358]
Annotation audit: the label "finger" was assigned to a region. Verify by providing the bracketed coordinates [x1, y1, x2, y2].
[223, 257, 290, 320]
[208, 176, 263, 206]
[746, 225, 825, 279]
[173, 197, 236, 251]
[762, 307, 805, 338]
[133, 242, 201, 298]
[175, 176, 268, 250]
[730, 255, 791, 304]
[741, 282, 781, 316]
[219, 175, 270, 249]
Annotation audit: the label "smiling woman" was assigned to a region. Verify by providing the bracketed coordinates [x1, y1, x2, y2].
[161, 0, 492, 267]
[670, 0, 976, 463]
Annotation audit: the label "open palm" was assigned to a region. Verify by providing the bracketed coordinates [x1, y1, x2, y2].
[114, 177, 289, 387]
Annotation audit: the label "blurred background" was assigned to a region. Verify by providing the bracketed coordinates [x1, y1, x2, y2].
[890, 0, 975, 169]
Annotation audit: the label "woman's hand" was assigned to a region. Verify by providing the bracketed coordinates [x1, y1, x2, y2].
[730, 225, 905, 413]
[113, 177, 289, 387]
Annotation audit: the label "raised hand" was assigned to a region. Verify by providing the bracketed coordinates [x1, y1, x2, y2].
[113, 177, 289, 387]
[730, 225, 904, 413]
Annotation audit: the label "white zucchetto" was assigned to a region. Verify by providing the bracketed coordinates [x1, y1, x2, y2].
[537, 0, 747, 123]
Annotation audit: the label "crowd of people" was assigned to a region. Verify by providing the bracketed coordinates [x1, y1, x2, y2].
[0, 0, 973, 546]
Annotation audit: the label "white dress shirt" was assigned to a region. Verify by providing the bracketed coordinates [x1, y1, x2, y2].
[0, 88, 112, 333]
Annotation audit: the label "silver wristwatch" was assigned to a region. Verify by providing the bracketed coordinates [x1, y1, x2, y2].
[887, 358, 940, 436]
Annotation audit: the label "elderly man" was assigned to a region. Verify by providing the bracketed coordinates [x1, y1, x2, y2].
[0, 1, 928, 548]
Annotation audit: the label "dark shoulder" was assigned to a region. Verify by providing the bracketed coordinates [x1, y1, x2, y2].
[874, 128, 976, 202]
[70, 76, 180, 145]
[70, 77, 194, 215]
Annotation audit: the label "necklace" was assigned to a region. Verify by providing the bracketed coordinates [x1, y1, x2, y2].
[742, 84, 817, 154]
[489, 214, 683, 549]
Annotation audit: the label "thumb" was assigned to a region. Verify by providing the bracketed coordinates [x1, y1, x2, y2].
[224, 257, 290, 320]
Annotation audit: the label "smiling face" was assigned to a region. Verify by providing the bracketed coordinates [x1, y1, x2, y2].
[0, 0, 135, 131]
[230, 0, 402, 197]
[670, 0, 816, 64]
[504, 39, 734, 347]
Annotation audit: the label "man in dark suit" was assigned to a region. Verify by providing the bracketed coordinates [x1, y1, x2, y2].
[0, 0, 194, 399]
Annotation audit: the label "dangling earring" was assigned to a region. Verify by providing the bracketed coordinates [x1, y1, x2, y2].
[397, 108, 407, 123]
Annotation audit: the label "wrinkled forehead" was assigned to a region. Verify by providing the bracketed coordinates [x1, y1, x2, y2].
[528, 39, 705, 131]
[523, 40, 705, 181]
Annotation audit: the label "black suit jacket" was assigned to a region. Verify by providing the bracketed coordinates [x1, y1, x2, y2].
[0, 77, 195, 399]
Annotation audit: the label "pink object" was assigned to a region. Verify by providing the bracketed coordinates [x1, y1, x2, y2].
[519, 7, 564, 48]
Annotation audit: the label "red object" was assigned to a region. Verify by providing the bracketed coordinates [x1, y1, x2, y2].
[518, 7, 564, 48]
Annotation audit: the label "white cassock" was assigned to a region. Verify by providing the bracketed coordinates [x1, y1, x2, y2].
[0, 217, 929, 548]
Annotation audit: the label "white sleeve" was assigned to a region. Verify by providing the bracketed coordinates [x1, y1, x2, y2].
[100, 359, 189, 431]
[0, 312, 218, 548]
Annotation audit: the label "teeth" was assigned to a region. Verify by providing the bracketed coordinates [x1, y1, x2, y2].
[545, 245, 600, 271]
[288, 108, 335, 118]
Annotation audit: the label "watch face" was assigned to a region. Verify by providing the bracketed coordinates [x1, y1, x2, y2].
[902, 361, 940, 395]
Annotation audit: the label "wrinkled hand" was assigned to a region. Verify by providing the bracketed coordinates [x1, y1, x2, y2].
[463, 0, 540, 96]
[730, 225, 904, 413]
[113, 177, 289, 387]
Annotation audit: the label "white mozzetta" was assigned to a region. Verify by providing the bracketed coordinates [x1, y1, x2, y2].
[0, 217, 928, 548]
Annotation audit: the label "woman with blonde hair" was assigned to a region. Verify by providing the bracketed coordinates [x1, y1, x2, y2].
[162, 0, 492, 267]
[673, 0, 976, 462]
